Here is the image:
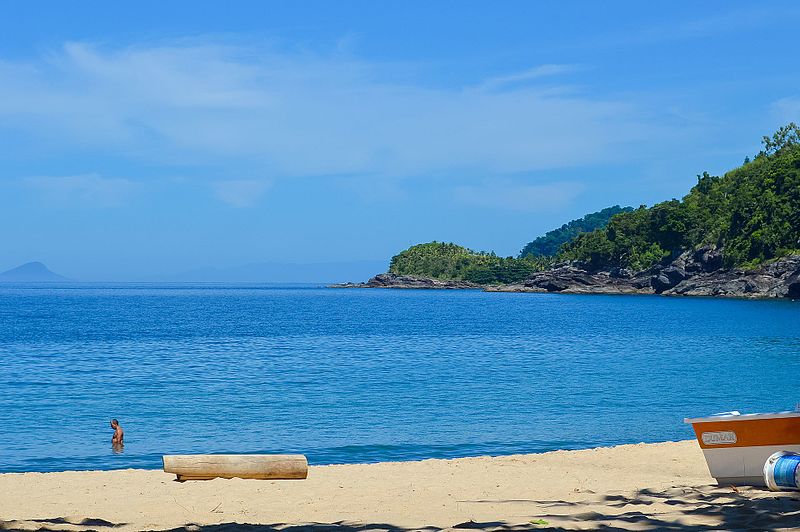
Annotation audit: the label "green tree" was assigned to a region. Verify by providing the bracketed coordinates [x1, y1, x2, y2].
[386, 125, 800, 279]
[389, 242, 552, 284]
[557, 124, 800, 271]
[761, 122, 800, 155]
[519, 205, 633, 258]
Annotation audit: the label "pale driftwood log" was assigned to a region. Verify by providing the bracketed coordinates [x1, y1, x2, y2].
[162, 454, 308, 481]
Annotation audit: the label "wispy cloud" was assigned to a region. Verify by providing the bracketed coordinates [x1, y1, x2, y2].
[212, 179, 272, 208]
[453, 181, 585, 212]
[772, 97, 800, 122]
[0, 41, 653, 184]
[579, 6, 786, 51]
[21, 174, 137, 206]
[475, 64, 578, 92]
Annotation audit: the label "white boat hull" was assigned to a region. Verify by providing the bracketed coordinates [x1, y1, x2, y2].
[685, 411, 800, 486]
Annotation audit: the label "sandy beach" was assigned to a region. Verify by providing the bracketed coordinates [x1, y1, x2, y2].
[2, 440, 799, 531]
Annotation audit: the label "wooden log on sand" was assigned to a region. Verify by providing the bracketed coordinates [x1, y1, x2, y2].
[162, 454, 308, 481]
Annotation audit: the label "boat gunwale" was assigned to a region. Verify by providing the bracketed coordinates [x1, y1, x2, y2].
[684, 411, 800, 424]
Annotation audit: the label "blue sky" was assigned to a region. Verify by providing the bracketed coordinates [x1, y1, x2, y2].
[1, 1, 799, 280]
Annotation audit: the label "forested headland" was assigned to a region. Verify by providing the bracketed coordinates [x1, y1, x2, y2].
[387, 124, 800, 286]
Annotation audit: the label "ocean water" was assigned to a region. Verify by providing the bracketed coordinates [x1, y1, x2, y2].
[0, 284, 798, 473]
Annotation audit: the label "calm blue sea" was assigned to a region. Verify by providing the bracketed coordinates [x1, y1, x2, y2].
[0, 284, 798, 473]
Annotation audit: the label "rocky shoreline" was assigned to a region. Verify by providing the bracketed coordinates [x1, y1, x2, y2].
[331, 272, 482, 289]
[332, 249, 800, 299]
[494, 248, 800, 299]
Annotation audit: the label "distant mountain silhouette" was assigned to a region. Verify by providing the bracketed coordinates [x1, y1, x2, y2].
[0, 261, 69, 282]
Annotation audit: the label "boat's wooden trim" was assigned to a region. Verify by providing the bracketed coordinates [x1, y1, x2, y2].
[690, 416, 800, 449]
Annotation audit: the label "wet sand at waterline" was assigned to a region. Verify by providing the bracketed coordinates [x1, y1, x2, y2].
[2, 440, 799, 531]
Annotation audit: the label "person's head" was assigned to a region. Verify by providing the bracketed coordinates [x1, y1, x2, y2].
[110, 419, 119, 429]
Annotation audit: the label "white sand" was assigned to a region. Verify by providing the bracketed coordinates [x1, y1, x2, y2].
[2, 440, 799, 531]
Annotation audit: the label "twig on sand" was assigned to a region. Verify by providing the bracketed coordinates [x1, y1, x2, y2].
[172, 496, 193, 514]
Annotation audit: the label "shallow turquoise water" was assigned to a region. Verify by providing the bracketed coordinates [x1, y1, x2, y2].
[0, 284, 798, 472]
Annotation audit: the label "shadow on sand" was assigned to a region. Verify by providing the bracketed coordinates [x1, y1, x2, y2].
[3, 486, 800, 531]
[152, 487, 800, 532]
[0, 516, 123, 530]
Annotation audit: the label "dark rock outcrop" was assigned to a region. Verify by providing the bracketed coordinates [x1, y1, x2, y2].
[489, 248, 800, 300]
[662, 254, 800, 298]
[487, 265, 654, 295]
[334, 248, 800, 299]
[693, 247, 723, 272]
[651, 266, 687, 293]
[787, 275, 800, 299]
[331, 272, 482, 289]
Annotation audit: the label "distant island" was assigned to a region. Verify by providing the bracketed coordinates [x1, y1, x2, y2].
[336, 124, 800, 299]
[0, 262, 69, 282]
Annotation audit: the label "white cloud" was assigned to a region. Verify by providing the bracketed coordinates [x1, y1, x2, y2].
[22, 174, 136, 206]
[453, 181, 585, 212]
[475, 64, 578, 92]
[772, 97, 800, 122]
[212, 179, 272, 208]
[0, 41, 654, 181]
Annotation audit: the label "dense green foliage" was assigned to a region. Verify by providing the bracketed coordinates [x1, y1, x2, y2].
[519, 205, 633, 258]
[388, 125, 800, 280]
[389, 242, 553, 284]
[560, 124, 800, 270]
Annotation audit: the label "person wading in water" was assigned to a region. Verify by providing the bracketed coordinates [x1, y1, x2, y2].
[110, 419, 124, 450]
